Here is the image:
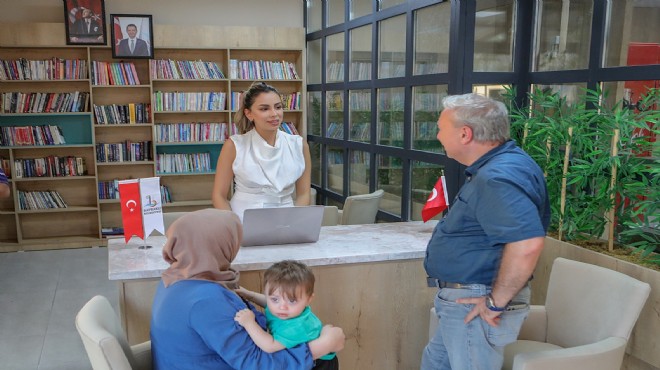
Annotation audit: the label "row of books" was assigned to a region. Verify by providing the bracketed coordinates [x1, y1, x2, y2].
[93, 103, 151, 125]
[98, 181, 172, 203]
[0, 125, 66, 146]
[156, 152, 212, 174]
[95, 141, 152, 163]
[150, 59, 225, 80]
[91, 61, 141, 86]
[18, 190, 68, 210]
[327, 122, 344, 139]
[326, 62, 344, 82]
[1, 91, 89, 114]
[279, 122, 299, 135]
[12, 156, 85, 178]
[155, 122, 234, 143]
[0, 58, 88, 81]
[349, 122, 370, 141]
[350, 62, 372, 81]
[229, 59, 300, 80]
[153, 91, 227, 112]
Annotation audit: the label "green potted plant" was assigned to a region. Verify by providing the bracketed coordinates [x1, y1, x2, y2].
[505, 86, 660, 370]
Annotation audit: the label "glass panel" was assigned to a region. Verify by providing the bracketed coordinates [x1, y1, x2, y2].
[474, 0, 515, 72]
[307, 39, 322, 84]
[472, 84, 510, 102]
[377, 87, 405, 148]
[350, 0, 371, 20]
[328, 0, 345, 27]
[412, 85, 446, 153]
[308, 91, 322, 136]
[605, 0, 660, 67]
[326, 33, 345, 83]
[377, 154, 402, 216]
[414, 3, 450, 75]
[378, 0, 405, 11]
[530, 83, 587, 106]
[410, 161, 446, 221]
[310, 141, 321, 186]
[349, 89, 371, 143]
[349, 150, 370, 195]
[326, 90, 344, 139]
[379, 15, 406, 79]
[350, 25, 372, 81]
[306, 0, 322, 33]
[534, 0, 593, 71]
[328, 146, 344, 194]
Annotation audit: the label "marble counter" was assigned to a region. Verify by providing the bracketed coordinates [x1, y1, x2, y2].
[108, 221, 436, 281]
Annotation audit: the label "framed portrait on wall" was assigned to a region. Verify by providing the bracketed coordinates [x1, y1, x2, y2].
[110, 14, 154, 59]
[63, 0, 107, 45]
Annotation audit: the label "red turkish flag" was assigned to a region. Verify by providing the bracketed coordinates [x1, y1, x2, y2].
[421, 176, 449, 222]
[114, 17, 123, 48]
[119, 180, 144, 243]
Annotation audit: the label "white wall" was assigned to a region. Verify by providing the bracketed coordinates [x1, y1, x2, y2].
[0, 0, 302, 27]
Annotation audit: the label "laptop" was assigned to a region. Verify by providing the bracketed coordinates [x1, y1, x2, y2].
[241, 205, 325, 247]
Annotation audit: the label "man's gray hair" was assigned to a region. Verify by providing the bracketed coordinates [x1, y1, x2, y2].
[442, 93, 510, 144]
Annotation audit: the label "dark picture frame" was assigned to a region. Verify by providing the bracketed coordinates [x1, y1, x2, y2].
[64, 0, 107, 45]
[110, 14, 154, 59]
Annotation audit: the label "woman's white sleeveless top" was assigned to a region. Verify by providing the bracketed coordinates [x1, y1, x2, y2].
[229, 129, 305, 221]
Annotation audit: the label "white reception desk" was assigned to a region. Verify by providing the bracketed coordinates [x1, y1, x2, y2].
[108, 221, 437, 370]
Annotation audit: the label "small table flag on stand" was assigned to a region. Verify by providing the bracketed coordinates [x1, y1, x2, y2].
[118, 177, 165, 245]
[421, 175, 449, 222]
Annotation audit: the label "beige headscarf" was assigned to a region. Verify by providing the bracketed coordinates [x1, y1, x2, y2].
[161, 209, 243, 289]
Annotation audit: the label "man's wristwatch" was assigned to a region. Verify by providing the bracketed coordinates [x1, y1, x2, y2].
[485, 293, 507, 312]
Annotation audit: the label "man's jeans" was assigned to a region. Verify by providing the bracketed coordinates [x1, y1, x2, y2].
[420, 284, 530, 370]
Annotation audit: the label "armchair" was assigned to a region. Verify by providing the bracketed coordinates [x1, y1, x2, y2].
[503, 257, 651, 370]
[338, 189, 384, 225]
[76, 295, 152, 370]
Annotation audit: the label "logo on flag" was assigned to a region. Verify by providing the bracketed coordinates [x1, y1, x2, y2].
[119, 177, 164, 243]
[421, 176, 449, 222]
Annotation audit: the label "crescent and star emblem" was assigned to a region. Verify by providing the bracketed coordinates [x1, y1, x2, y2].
[427, 188, 438, 202]
[125, 199, 137, 212]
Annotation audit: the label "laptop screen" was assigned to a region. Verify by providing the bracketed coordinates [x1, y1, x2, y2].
[241, 206, 325, 247]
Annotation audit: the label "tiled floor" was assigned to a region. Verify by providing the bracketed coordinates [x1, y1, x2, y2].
[0, 247, 118, 370]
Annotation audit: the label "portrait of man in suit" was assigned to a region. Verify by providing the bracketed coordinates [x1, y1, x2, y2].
[117, 24, 149, 56]
[111, 14, 153, 59]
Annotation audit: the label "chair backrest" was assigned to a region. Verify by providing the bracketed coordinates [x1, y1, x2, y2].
[75, 295, 137, 370]
[545, 258, 650, 348]
[322, 205, 339, 226]
[340, 189, 384, 225]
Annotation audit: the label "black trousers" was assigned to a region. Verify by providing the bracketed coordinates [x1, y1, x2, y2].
[312, 356, 339, 370]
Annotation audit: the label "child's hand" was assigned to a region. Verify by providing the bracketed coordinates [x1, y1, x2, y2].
[234, 308, 256, 327]
[234, 286, 253, 300]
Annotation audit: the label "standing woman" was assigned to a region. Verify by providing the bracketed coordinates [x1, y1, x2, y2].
[212, 82, 312, 220]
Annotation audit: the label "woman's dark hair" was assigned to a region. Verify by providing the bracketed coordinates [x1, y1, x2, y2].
[234, 82, 280, 134]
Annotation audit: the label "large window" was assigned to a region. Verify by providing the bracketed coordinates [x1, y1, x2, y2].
[306, 0, 659, 222]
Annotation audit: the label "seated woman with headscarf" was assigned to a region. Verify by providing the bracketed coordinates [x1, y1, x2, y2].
[150, 209, 344, 369]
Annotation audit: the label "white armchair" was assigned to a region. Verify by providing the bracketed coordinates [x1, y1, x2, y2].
[76, 295, 152, 370]
[338, 189, 384, 225]
[503, 257, 651, 370]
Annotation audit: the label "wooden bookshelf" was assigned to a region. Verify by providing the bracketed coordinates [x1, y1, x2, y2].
[0, 41, 305, 251]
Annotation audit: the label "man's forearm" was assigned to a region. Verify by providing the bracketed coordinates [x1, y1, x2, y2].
[491, 236, 545, 307]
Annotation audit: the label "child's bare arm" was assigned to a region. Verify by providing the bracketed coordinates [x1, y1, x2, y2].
[234, 309, 286, 353]
[235, 287, 267, 307]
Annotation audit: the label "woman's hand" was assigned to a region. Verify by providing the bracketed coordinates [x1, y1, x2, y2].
[234, 308, 256, 327]
[309, 324, 345, 359]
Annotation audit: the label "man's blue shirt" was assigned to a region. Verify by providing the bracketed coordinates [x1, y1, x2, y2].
[424, 140, 550, 285]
